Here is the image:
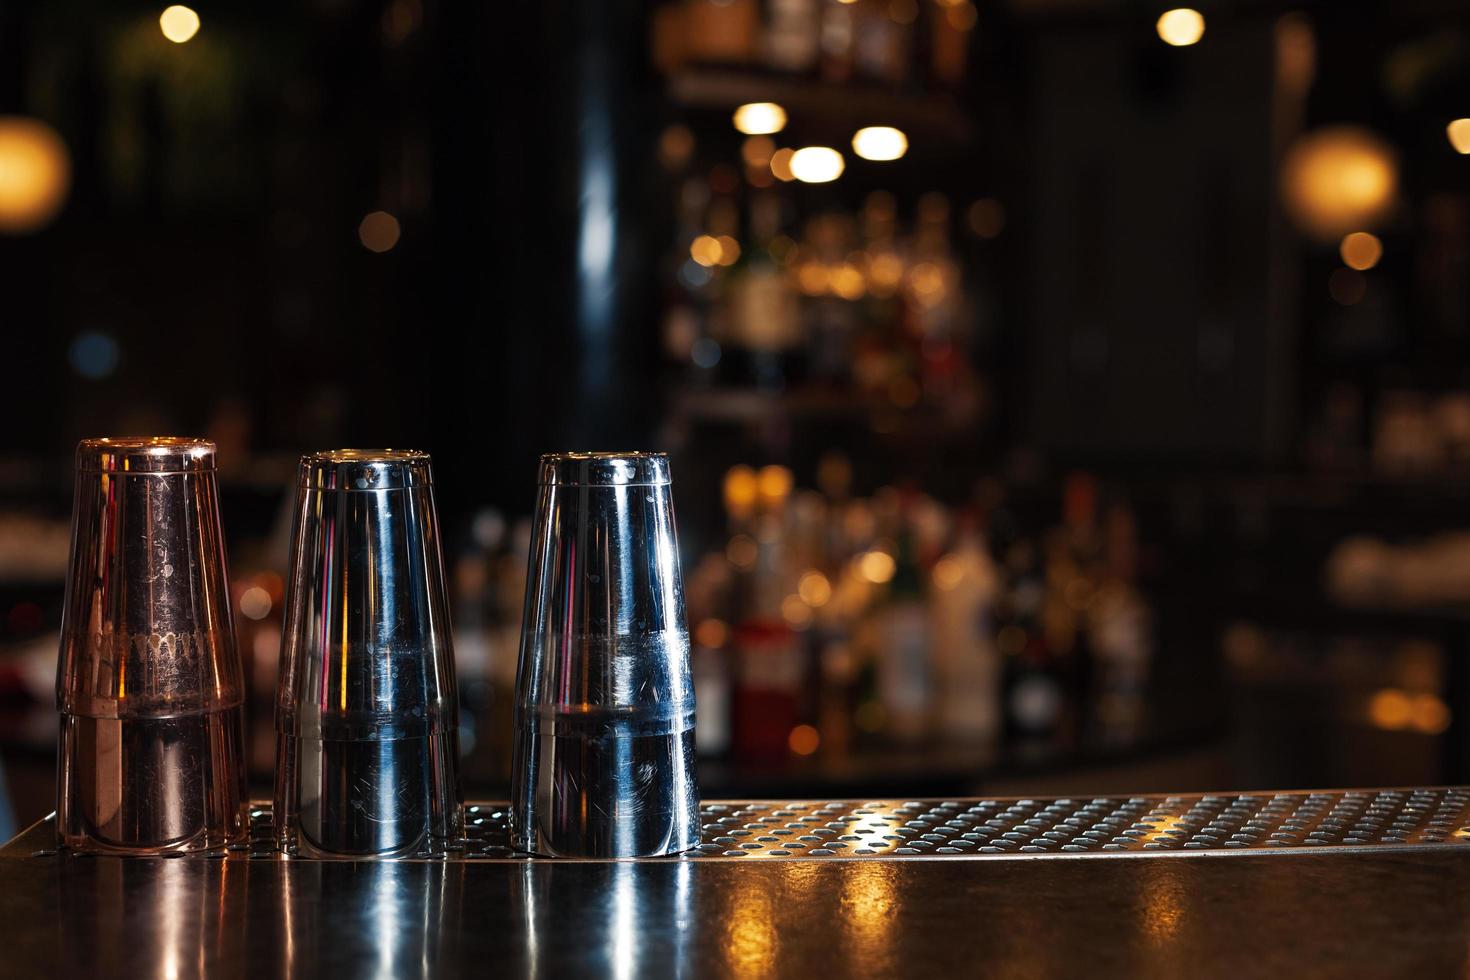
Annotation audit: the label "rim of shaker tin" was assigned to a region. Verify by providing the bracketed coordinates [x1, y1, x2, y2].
[75, 437, 216, 474]
[538, 451, 671, 487]
[298, 448, 433, 490]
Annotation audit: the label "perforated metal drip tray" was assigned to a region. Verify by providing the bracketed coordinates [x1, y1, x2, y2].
[17, 788, 1470, 862]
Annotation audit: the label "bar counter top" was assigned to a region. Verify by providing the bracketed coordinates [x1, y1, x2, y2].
[3, 794, 1469, 978]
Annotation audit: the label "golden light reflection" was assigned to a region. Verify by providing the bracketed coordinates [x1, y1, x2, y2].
[723, 886, 777, 978]
[1155, 8, 1204, 47]
[798, 570, 833, 607]
[1447, 119, 1470, 155]
[159, 5, 201, 43]
[757, 464, 793, 505]
[851, 126, 908, 162]
[830, 262, 866, 300]
[1140, 864, 1188, 948]
[790, 146, 845, 183]
[733, 102, 787, 136]
[690, 234, 723, 267]
[840, 862, 899, 973]
[1281, 126, 1398, 241]
[0, 116, 70, 234]
[858, 550, 896, 584]
[1339, 231, 1382, 271]
[358, 211, 401, 253]
[724, 465, 759, 516]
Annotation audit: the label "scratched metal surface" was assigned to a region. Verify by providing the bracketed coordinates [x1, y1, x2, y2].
[7, 787, 1470, 861]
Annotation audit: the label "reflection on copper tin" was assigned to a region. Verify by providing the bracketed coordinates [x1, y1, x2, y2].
[56, 437, 248, 853]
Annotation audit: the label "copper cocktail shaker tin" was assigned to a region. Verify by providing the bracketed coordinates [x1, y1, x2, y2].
[56, 438, 248, 853]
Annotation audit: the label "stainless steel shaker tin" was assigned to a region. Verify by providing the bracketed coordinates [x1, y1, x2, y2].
[274, 449, 463, 856]
[56, 437, 248, 853]
[512, 451, 700, 857]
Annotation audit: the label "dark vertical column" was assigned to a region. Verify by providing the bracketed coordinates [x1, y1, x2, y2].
[428, 0, 657, 519]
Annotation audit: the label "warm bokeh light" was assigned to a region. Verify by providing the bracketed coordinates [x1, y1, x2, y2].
[690, 234, 723, 267]
[781, 594, 813, 629]
[851, 126, 908, 162]
[723, 464, 759, 516]
[1412, 693, 1451, 735]
[1155, 8, 1204, 47]
[726, 534, 758, 569]
[798, 570, 833, 607]
[830, 263, 865, 300]
[797, 262, 829, 295]
[0, 117, 70, 234]
[1447, 119, 1470, 155]
[790, 146, 845, 183]
[715, 234, 741, 266]
[694, 618, 729, 649]
[358, 210, 401, 252]
[658, 125, 695, 170]
[769, 147, 796, 182]
[741, 135, 776, 169]
[757, 464, 794, 504]
[868, 252, 904, 293]
[239, 586, 272, 621]
[858, 550, 897, 584]
[159, 5, 201, 43]
[1281, 126, 1398, 241]
[1339, 231, 1382, 271]
[733, 102, 787, 136]
[932, 555, 964, 590]
[788, 724, 820, 756]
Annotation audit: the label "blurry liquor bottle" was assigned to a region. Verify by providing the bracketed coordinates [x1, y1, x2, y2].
[926, 0, 972, 87]
[930, 512, 1001, 744]
[732, 617, 804, 761]
[692, 635, 734, 758]
[726, 192, 803, 388]
[685, 0, 760, 65]
[765, 0, 821, 72]
[876, 519, 931, 741]
[853, 0, 913, 84]
[1002, 542, 1066, 745]
[820, 0, 856, 81]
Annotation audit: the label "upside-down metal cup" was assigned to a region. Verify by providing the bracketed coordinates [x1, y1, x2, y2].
[511, 451, 699, 857]
[274, 450, 463, 857]
[56, 437, 248, 853]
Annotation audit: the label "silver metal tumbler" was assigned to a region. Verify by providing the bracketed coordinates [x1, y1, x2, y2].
[56, 437, 248, 853]
[511, 451, 699, 857]
[273, 450, 463, 856]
